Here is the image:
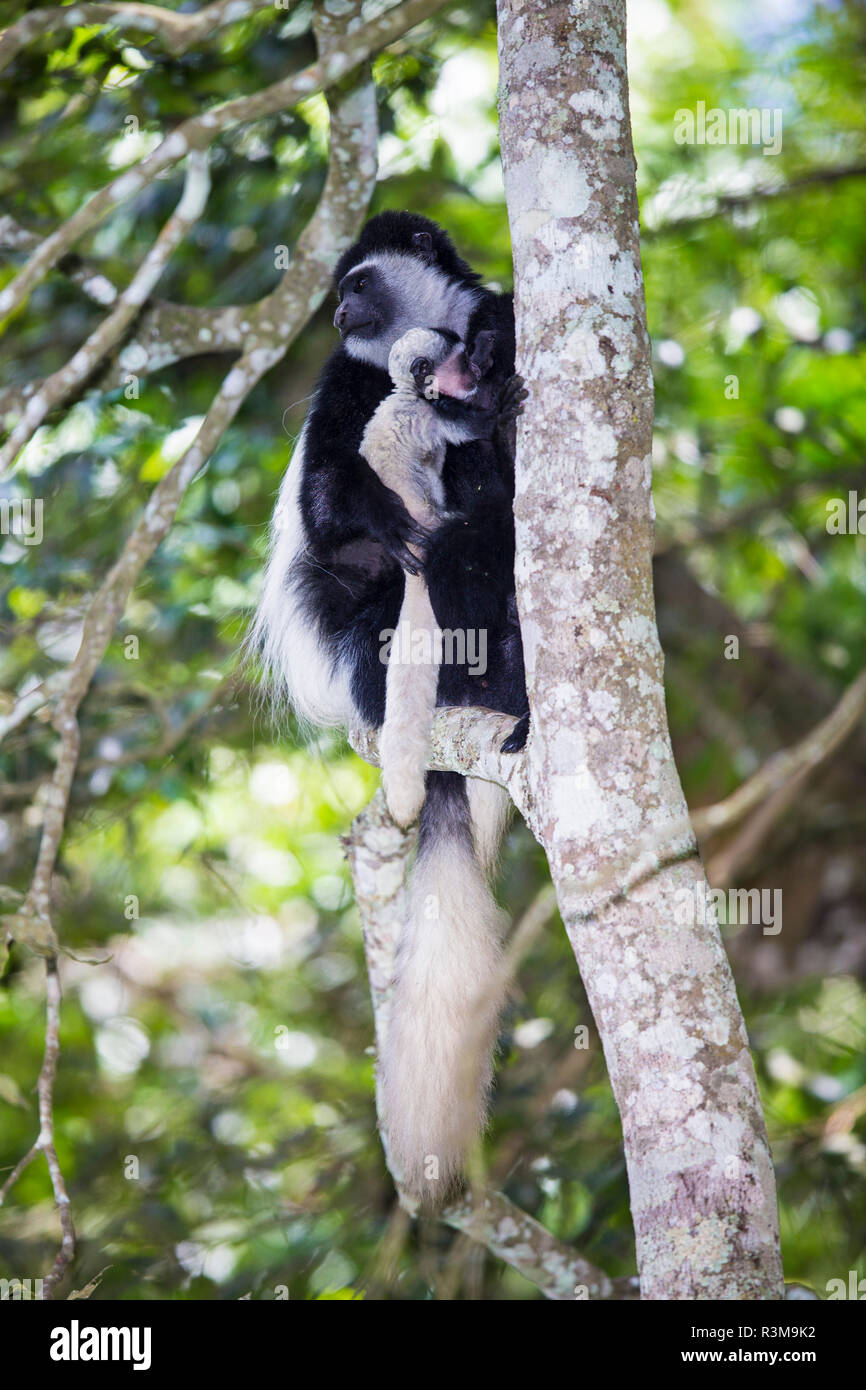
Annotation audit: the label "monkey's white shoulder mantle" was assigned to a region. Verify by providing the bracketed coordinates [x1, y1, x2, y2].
[249, 425, 354, 729]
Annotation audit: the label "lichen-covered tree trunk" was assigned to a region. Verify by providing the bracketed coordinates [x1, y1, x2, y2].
[497, 0, 784, 1298]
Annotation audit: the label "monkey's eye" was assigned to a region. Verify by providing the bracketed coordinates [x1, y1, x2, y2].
[410, 357, 432, 379]
[354, 276, 368, 293]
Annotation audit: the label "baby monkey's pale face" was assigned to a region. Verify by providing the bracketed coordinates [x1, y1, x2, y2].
[387, 328, 479, 402]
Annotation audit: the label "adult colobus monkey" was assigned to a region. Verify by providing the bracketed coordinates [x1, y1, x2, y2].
[251, 213, 527, 1198]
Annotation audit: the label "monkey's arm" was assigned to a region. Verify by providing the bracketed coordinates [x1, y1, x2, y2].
[299, 353, 430, 575]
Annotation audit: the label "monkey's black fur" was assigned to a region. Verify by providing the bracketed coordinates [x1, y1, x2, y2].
[294, 212, 528, 744]
[333, 210, 482, 289]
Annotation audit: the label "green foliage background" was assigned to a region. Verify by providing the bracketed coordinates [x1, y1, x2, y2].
[0, 0, 864, 1298]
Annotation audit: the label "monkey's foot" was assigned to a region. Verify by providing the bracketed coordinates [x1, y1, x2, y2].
[383, 770, 425, 829]
[500, 711, 529, 753]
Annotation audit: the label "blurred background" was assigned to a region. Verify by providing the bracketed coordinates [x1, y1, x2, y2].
[0, 0, 864, 1299]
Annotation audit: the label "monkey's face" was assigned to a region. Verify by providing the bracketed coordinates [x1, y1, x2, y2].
[412, 344, 478, 402]
[387, 329, 477, 401]
[334, 264, 391, 343]
[333, 250, 478, 370]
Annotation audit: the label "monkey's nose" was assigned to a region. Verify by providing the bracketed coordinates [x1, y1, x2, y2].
[334, 305, 346, 329]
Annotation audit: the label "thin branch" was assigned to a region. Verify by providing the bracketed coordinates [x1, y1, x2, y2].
[10, 4, 377, 918]
[0, 214, 118, 306]
[0, 960, 74, 1298]
[0, 0, 449, 324]
[0, 299, 250, 425]
[692, 668, 866, 840]
[0, 151, 211, 475]
[37, 961, 75, 1299]
[95, 299, 250, 389]
[0, 673, 240, 805]
[441, 1191, 640, 1300]
[705, 774, 806, 886]
[0, 1143, 40, 1206]
[0, 0, 276, 72]
[0, 672, 67, 744]
[644, 162, 866, 238]
[18, 332, 284, 922]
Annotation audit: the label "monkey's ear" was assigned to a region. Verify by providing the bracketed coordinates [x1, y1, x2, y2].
[412, 230, 435, 264]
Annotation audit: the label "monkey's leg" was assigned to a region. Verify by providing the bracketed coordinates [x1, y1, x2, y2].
[380, 575, 440, 828]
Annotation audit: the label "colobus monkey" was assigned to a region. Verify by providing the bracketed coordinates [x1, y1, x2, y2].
[251, 213, 528, 1197]
[252, 211, 527, 738]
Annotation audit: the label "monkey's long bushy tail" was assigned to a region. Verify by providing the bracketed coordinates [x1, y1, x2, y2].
[381, 771, 511, 1201]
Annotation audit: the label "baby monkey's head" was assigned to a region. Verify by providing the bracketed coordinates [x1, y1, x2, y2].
[387, 327, 479, 402]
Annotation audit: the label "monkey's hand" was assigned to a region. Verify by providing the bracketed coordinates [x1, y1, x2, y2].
[494, 374, 529, 464]
[497, 374, 529, 426]
[369, 480, 430, 576]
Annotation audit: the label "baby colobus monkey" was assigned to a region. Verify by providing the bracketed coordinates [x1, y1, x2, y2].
[361, 327, 491, 829]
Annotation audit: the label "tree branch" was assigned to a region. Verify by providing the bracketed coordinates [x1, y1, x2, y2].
[0, 214, 118, 306]
[644, 162, 866, 238]
[351, 708, 700, 909]
[0, 0, 449, 324]
[441, 1190, 637, 1300]
[0, 151, 211, 475]
[692, 668, 866, 841]
[0, 0, 276, 72]
[36, 961, 75, 1298]
[0, 673, 240, 805]
[0, 672, 67, 744]
[96, 299, 249, 390]
[0, 960, 74, 1299]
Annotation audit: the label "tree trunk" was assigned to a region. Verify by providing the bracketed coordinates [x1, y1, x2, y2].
[496, 0, 784, 1298]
